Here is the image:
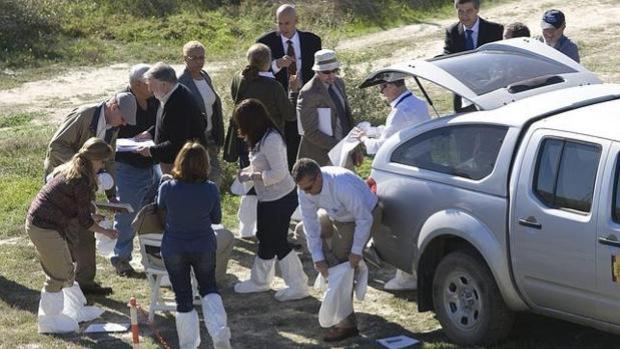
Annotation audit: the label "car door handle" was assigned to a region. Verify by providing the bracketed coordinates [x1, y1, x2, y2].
[598, 235, 620, 248]
[518, 216, 542, 229]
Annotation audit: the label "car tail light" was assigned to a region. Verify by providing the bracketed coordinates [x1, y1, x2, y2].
[366, 176, 377, 194]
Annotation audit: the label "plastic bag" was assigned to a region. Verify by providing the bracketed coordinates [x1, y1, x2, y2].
[95, 219, 116, 258]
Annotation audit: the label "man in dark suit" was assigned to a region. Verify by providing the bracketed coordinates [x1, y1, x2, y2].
[136, 62, 207, 174]
[257, 4, 322, 168]
[443, 0, 503, 112]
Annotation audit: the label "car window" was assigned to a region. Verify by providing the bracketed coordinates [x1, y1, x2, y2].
[391, 125, 508, 180]
[432, 51, 577, 95]
[534, 138, 601, 213]
[611, 155, 620, 223]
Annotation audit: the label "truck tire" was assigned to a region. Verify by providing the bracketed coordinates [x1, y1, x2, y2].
[432, 250, 514, 346]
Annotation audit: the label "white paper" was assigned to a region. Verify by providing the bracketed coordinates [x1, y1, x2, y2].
[377, 335, 420, 349]
[84, 322, 130, 333]
[317, 108, 333, 136]
[328, 132, 360, 168]
[296, 109, 305, 136]
[116, 138, 155, 152]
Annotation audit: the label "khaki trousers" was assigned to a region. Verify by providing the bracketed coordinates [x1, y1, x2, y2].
[26, 220, 75, 292]
[64, 221, 97, 287]
[308, 205, 382, 329]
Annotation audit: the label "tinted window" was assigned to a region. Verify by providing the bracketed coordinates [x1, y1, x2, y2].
[534, 139, 600, 213]
[611, 155, 620, 222]
[391, 125, 508, 180]
[433, 51, 577, 95]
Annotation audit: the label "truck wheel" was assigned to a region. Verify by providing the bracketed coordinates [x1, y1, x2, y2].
[432, 250, 514, 346]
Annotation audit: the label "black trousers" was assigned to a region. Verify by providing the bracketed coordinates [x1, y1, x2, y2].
[256, 189, 298, 260]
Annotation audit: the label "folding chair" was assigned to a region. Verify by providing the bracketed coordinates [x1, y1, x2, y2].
[138, 233, 177, 322]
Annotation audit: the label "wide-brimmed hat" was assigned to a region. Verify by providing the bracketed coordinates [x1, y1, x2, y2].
[312, 49, 341, 72]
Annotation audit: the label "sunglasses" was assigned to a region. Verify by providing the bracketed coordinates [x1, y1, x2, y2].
[318, 69, 339, 75]
[298, 174, 318, 192]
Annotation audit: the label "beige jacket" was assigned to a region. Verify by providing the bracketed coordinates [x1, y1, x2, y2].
[296, 75, 354, 166]
[44, 103, 118, 197]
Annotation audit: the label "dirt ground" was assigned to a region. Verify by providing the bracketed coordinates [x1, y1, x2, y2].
[2, 0, 620, 347]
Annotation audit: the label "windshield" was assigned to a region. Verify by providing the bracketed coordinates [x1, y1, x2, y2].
[432, 50, 578, 95]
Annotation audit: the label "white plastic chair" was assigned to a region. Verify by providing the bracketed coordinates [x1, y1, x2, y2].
[138, 233, 201, 322]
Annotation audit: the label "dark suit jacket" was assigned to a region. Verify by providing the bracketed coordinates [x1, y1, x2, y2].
[297, 76, 354, 166]
[443, 17, 504, 55]
[150, 84, 207, 164]
[178, 68, 225, 147]
[257, 30, 322, 91]
[444, 17, 503, 113]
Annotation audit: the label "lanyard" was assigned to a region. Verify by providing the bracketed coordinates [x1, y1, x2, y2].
[394, 92, 413, 108]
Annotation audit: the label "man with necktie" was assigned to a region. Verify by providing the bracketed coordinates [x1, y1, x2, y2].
[443, 0, 503, 112]
[296, 49, 358, 167]
[257, 4, 322, 169]
[44, 92, 137, 295]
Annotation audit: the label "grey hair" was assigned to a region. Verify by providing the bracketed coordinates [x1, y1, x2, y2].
[144, 62, 177, 83]
[129, 63, 150, 84]
[247, 43, 272, 71]
[292, 158, 321, 183]
[454, 0, 480, 9]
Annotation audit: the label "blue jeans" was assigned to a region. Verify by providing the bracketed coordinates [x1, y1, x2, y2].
[112, 162, 159, 263]
[162, 250, 218, 312]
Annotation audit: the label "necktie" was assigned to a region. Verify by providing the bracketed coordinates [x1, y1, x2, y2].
[465, 29, 474, 50]
[286, 40, 297, 76]
[328, 85, 350, 137]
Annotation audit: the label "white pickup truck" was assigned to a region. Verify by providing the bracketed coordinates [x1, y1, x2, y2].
[362, 39, 620, 345]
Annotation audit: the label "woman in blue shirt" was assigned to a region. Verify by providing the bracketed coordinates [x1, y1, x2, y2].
[158, 141, 231, 349]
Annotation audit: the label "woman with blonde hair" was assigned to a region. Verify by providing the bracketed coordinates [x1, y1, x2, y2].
[26, 137, 119, 333]
[157, 141, 231, 349]
[224, 42, 294, 240]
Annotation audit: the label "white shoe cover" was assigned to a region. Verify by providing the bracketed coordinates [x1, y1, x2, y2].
[37, 289, 79, 334]
[175, 309, 201, 349]
[63, 282, 104, 322]
[234, 257, 275, 293]
[384, 269, 417, 290]
[274, 251, 310, 302]
[238, 195, 257, 238]
[202, 294, 231, 349]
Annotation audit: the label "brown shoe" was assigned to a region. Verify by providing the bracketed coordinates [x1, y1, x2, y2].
[323, 326, 359, 342]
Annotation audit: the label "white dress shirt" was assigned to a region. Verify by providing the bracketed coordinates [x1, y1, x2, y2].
[96, 105, 112, 140]
[363, 90, 430, 154]
[298, 166, 378, 262]
[464, 17, 480, 48]
[193, 79, 216, 132]
[271, 31, 302, 81]
[249, 129, 296, 202]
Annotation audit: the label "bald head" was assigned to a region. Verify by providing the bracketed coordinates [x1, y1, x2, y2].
[276, 4, 296, 18]
[276, 4, 297, 38]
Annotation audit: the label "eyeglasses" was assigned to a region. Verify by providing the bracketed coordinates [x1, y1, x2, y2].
[318, 69, 339, 75]
[185, 55, 205, 61]
[379, 83, 389, 93]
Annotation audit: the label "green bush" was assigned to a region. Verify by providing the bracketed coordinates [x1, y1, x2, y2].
[0, 0, 454, 71]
